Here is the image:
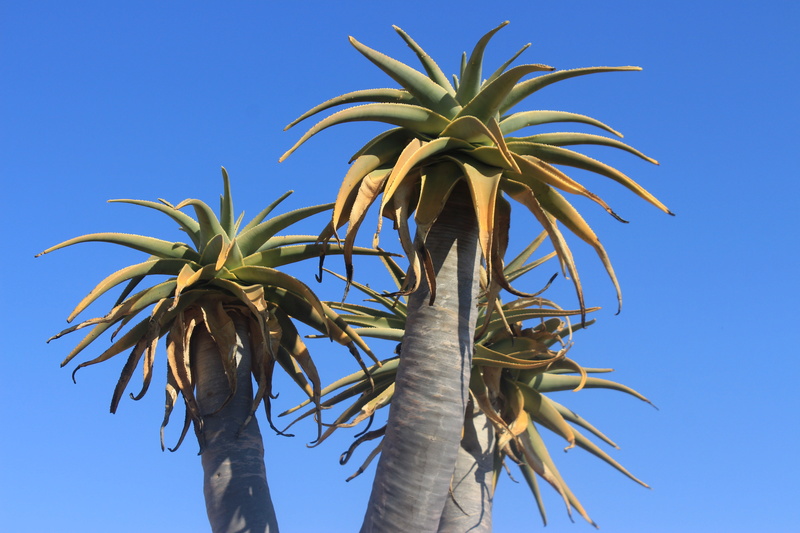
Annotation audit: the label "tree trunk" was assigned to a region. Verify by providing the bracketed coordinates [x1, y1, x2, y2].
[361, 183, 482, 532]
[437, 398, 495, 532]
[192, 312, 280, 533]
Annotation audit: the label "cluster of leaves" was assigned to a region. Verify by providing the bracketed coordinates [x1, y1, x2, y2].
[283, 233, 653, 526]
[37, 169, 385, 448]
[281, 21, 671, 314]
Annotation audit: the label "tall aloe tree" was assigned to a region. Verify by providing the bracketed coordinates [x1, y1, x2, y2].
[281, 22, 670, 531]
[36, 168, 382, 533]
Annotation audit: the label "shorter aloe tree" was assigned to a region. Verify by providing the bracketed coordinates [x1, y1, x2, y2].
[284, 234, 653, 530]
[36, 168, 384, 533]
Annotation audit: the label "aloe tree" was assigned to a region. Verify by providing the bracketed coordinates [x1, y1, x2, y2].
[36, 168, 383, 533]
[285, 236, 653, 530]
[281, 22, 670, 531]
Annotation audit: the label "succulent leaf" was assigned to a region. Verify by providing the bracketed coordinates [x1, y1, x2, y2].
[349, 36, 462, 118]
[486, 42, 532, 84]
[239, 190, 293, 234]
[68, 258, 193, 322]
[220, 167, 235, 238]
[174, 198, 229, 252]
[456, 63, 555, 122]
[500, 109, 623, 137]
[501, 66, 643, 115]
[279, 103, 451, 162]
[392, 26, 455, 95]
[107, 199, 203, 248]
[456, 21, 510, 104]
[517, 132, 659, 164]
[285, 89, 416, 130]
[37, 233, 201, 262]
[237, 203, 333, 256]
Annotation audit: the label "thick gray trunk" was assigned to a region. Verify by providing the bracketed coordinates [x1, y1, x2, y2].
[192, 312, 279, 533]
[437, 398, 495, 532]
[361, 184, 482, 532]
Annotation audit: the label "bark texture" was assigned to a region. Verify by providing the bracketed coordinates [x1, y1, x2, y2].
[437, 398, 495, 532]
[361, 184, 482, 532]
[193, 313, 279, 533]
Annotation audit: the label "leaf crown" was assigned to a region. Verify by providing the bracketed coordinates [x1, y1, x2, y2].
[281, 22, 672, 315]
[37, 168, 384, 448]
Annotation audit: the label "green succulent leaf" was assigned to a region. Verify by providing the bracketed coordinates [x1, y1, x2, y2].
[279, 103, 451, 162]
[516, 450, 548, 526]
[37, 233, 201, 262]
[550, 400, 619, 449]
[571, 424, 650, 487]
[516, 132, 658, 164]
[237, 203, 333, 257]
[333, 314, 406, 330]
[501, 66, 642, 115]
[486, 42, 531, 84]
[323, 268, 407, 318]
[67, 258, 195, 322]
[457, 63, 555, 123]
[349, 36, 462, 118]
[523, 423, 597, 527]
[509, 142, 672, 215]
[198, 233, 227, 267]
[518, 381, 576, 449]
[281, 358, 399, 418]
[348, 127, 416, 163]
[254, 234, 316, 250]
[456, 21, 509, 104]
[500, 110, 623, 137]
[107, 199, 202, 249]
[504, 251, 556, 285]
[243, 243, 390, 269]
[326, 301, 398, 319]
[174, 198, 228, 252]
[343, 327, 404, 342]
[392, 26, 455, 95]
[527, 373, 653, 405]
[285, 89, 416, 130]
[239, 190, 294, 234]
[219, 167, 235, 238]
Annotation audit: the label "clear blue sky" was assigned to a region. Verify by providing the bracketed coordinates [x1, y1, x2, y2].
[3, 2, 798, 532]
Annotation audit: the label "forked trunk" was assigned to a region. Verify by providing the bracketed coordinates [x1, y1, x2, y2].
[361, 184, 482, 532]
[192, 312, 280, 533]
[437, 398, 495, 532]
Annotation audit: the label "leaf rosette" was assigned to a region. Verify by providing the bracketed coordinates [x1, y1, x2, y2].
[281, 22, 672, 315]
[37, 168, 386, 448]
